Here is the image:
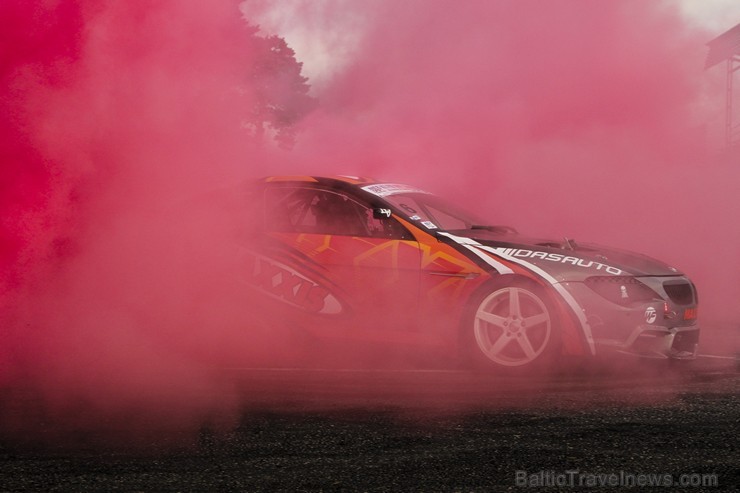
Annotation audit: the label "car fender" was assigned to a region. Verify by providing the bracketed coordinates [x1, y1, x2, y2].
[438, 232, 596, 357]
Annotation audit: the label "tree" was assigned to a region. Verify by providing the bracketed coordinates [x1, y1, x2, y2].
[244, 25, 317, 149]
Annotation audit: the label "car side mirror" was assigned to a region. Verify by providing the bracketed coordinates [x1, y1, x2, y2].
[373, 208, 392, 219]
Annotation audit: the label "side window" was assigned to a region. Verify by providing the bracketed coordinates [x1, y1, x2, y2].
[265, 187, 413, 239]
[310, 190, 366, 235]
[264, 187, 367, 236]
[264, 187, 317, 232]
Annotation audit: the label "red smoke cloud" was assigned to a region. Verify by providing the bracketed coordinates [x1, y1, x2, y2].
[1, 0, 277, 440]
[265, 0, 736, 325]
[1, 0, 737, 442]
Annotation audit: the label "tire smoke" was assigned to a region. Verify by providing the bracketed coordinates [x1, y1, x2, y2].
[1, 1, 737, 445]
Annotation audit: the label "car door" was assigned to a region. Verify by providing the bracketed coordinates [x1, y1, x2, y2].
[256, 185, 422, 340]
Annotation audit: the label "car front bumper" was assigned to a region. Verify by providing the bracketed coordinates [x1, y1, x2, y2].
[559, 280, 699, 360]
[604, 325, 700, 360]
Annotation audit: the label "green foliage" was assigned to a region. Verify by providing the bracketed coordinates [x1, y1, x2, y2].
[244, 24, 317, 149]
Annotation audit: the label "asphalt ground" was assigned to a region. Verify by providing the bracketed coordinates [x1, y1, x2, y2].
[0, 350, 738, 492]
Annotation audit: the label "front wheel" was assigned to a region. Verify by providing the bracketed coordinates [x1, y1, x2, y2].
[464, 278, 560, 372]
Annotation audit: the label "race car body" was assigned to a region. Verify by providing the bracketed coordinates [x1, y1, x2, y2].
[237, 175, 699, 370]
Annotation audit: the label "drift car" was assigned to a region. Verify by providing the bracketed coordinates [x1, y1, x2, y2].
[239, 175, 699, 371]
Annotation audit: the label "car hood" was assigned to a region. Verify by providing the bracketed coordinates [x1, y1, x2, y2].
[443, 229, 682, 280]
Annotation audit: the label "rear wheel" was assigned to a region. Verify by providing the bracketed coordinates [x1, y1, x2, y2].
[465, 278, 560, 372]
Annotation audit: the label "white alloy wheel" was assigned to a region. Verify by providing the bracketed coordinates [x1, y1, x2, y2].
[473, 285, 553, 367]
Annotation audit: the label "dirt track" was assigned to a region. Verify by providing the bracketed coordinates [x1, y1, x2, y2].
[0, 355, 737, 492]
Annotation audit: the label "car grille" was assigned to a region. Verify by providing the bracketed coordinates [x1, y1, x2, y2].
[663, 281, 695, 305]
[584, 276, 660, 306]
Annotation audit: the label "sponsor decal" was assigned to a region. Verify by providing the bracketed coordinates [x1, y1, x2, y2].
[373, 208, 392, 219]
[491, 247, 624, 275]
[241, 250, 342, 314]
[421, 220, 438, 230]
[362, 183, 430, 197]
[409, 215, 421, 221]
[644, 306, 657, 324]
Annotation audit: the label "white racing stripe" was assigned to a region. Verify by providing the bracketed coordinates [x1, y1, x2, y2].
[438, 232, 596, 355]
[437, 232, 513, 275]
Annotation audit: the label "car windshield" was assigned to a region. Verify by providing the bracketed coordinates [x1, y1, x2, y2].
[382, 192, 488, 231]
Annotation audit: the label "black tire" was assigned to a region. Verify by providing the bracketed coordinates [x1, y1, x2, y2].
[462, 277, 561, 373]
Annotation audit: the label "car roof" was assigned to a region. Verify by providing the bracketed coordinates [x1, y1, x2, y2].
[258, 175, 380, 187]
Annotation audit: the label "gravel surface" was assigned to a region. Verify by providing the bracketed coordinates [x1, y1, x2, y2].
[0, 365, 737, 492]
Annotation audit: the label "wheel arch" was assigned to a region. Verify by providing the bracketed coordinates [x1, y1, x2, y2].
[459, 273, 592, 361]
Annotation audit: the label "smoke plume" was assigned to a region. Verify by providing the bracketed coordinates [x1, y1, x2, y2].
[1, 0, 737, 443]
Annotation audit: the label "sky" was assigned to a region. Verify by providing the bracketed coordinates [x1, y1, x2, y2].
[246, 0, 740, 86]
[678, 0, 740, 33]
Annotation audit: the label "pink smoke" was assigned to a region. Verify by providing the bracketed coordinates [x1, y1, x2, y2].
[258, 0, 736, 325]
[0, 0, 283, 440]
[1, 0, 737, 443]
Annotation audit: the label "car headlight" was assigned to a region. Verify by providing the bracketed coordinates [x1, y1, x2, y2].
[584, 276, 661, 306]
